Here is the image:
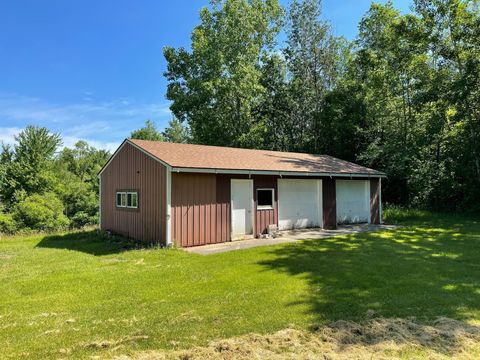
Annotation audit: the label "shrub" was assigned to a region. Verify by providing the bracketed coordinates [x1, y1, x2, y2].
[71, 211, 98, 228]
[13, 192, 70, 231]
[0, 211, 17, 234]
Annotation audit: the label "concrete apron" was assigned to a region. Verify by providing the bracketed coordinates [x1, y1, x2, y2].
[183, 224, 397, 255]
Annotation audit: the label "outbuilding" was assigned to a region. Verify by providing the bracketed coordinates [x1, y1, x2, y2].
[99, 139, 385, 247]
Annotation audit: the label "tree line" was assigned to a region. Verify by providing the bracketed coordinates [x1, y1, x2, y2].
[164, 0, 480, 211]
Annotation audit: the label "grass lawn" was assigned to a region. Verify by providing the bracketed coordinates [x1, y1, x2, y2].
[1, 211, 480, 359]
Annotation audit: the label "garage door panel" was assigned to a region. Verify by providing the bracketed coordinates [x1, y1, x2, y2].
[336, 180, 370, 224]
[278, 179, 322, 230]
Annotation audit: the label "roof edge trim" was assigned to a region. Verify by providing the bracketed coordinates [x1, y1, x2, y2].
[171, 166, 386, 178]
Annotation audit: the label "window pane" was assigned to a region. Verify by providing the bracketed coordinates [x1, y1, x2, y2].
[257, 189, 273, 207]
[131, 193, 138, 208]
[116, 193, 122, 206]
[121, 193, 126, 207]
[127, 193, 132, 207]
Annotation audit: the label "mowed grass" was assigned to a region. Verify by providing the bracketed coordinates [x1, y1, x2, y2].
[1, 211, 480, 359]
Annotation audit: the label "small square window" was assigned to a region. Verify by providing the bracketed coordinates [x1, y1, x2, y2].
[257, 189, 274, 209]
[116, 191, 138, 209]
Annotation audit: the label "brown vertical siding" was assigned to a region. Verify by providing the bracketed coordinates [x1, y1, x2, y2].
[253, 175, 278, 236]
[170, 172, 380, 247]
[173, 173, 282, 246]
[100, 142, 166, 244]
[171, 173, 231, 247]
[322, 178, 337, 229]
[370, 178, 381, 224]
[216, 175, 232, 244]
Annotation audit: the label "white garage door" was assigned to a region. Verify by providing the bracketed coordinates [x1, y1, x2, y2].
[278, 179, 322, 230]
[336, 180, 370, 224]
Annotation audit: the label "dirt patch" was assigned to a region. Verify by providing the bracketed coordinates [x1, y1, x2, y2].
[113, 316, 480, 360]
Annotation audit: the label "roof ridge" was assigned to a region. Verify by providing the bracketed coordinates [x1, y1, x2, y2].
[128, 138, 331, 157]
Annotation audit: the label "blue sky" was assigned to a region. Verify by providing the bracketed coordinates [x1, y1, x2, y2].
[0, 0, 411, 152]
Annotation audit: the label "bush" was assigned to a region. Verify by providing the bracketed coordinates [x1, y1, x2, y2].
[71, 211, 98, 228]
[0, 212, 17, 234]
[13, 192, 70, 231]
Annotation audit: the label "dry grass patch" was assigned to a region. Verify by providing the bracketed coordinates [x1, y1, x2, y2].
[115, 316, 480, 360]
[85, 335, 150, 351]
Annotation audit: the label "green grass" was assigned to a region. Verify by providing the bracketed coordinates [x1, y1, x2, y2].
[1, 211, 480, 359]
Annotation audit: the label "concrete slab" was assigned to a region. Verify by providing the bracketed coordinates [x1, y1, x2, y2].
[184, 224, 397, 255]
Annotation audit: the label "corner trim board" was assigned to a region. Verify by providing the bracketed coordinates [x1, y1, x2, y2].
[379, 178, 383, 224]
[166, 167, 172, 246]
[99, 175, 102, 229]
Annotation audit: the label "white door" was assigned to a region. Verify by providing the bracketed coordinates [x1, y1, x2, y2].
[278, 179, 322, 230]
[336, 180, 370, 224]
[231, 179, 253, 239]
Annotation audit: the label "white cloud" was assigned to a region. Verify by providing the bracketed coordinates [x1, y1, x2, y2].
[0, 126, 22, 146]
[0, 126, 120, 153]
[0, 93, 172, 152]
[0, 93, 171, 125]
[62, 136, 120, 153]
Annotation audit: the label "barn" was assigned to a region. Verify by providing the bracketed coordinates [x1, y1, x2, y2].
[99, 139, 385, 247]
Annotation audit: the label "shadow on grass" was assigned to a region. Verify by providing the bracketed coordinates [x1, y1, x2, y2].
[36, 230, 139, 256]
[258, 215, 480, 356]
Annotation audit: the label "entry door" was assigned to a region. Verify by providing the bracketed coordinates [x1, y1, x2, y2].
[278, 179, 322, 230]
[231, 179, 253, 239]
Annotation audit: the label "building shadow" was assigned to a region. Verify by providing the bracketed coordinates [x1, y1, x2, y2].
[257, 217, 480, 357]
[36, 229, 139, 256]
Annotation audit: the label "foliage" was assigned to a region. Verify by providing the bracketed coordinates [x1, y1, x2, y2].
[382, 205, 433, 223]
[164, 0, 480, 211]
[282, 0, 347, 153]
[1, 213, 480, 358]
[162, 117, 190, 143]
[0, 127, 109, 233]
[0, 211, 17, 234]
[164, 0, 283, 147]
[12, 192, 69, 231]
[0, 125, 62, 207]
[130, 119, 164, 141]
[56, 141, 110, 227]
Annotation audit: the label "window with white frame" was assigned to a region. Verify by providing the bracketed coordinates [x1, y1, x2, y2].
[257, 188, 274, 209]
[116, 191, 138, 208]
